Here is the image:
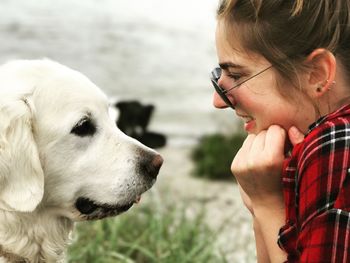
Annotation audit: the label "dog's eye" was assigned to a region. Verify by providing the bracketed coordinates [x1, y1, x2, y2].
[71, 117, 96, 137]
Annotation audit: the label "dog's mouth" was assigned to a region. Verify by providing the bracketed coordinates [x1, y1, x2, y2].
[75, 196, 140, 220]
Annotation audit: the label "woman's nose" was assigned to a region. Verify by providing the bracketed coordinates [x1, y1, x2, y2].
[212, 76, 232, 109]
[212, 91, 228, 109]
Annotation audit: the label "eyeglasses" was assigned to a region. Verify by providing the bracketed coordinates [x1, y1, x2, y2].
[210, 65, 273, 109]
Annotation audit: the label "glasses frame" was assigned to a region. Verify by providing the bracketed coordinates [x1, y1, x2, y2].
[211, 65, 273, 109]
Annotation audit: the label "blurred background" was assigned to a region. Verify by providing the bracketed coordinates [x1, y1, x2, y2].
[0, 0, 240, 145]
[0, 0, 255, 262]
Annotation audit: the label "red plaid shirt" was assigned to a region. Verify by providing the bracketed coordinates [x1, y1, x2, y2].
[278, 104, 350, 262]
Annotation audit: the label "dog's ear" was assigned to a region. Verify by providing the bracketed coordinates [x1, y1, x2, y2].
[0, 96, 44, 212]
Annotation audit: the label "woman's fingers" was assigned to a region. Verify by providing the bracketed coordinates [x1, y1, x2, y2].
[232, 134, 254, 168]
[251, 130, 267, 153]
[265, 125, 286, 158]
[288, 126, 305, 146]
[240, 133, 255, 154]
[231, 125, 287, 204]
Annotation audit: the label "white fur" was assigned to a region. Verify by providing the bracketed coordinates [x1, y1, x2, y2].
[0, 59, 161, 262]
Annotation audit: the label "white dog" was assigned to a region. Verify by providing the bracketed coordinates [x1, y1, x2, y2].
[0, 59, 163, 262]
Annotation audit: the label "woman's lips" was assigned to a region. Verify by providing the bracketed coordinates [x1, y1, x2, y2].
[237, 114, 256, 132]
[241, 116, 254, 123]
[244, 119, 255, 132]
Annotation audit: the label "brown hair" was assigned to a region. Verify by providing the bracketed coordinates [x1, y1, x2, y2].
[217, 0, 350, 88]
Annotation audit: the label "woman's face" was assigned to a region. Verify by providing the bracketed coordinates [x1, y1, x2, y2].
[213, 22, 316, 135]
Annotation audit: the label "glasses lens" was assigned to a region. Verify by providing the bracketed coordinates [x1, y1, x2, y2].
[211, 67, 221, 81]
[211, 68, 234, 108]
[211, 79, 234, 108]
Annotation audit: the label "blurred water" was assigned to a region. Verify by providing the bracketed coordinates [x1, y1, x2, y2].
[0, 0, 240, 146]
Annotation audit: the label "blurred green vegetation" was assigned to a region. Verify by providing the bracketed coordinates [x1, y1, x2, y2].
[191, 133, 246, 181]
[68, 132, 247, 262]
[68, 202, 228, 263]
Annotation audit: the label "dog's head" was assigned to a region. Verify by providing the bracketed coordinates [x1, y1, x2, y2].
[0, 59, 163, 220]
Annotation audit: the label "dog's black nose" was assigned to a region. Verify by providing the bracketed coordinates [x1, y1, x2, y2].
[139, 153, 163, 180]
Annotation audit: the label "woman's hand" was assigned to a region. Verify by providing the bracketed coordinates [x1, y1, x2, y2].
[234, 125, 305, 212]
[288, 126, 305, 146]
[238, 183, 254, 214]
[232, 125, 286, 208]
[232, 125, 305, 262]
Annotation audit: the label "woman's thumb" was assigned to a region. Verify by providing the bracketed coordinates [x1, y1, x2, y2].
[288, 126, 305, 146]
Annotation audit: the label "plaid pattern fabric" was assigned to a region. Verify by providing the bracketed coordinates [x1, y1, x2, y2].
[278, 104, 350, 262]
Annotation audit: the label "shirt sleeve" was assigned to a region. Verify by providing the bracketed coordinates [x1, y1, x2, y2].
[295, 121, 350, 262]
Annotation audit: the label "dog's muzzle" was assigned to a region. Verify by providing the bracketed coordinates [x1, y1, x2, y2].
[75, 153, 163, 220]
[138, 153, 163, 181]
[75, 197, 135, 220]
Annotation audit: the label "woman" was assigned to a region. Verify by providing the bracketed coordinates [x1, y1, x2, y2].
[211, 0, 350, 262]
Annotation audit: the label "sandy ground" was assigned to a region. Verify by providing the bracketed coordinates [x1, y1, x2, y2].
[147, 145, 256, 263]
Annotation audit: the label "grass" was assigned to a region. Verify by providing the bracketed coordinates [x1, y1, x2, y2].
[191, 133, 246, 181]
[68, 196, 229, 263]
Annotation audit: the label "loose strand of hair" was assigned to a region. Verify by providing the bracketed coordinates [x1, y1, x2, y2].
[291, 0, 304, 16]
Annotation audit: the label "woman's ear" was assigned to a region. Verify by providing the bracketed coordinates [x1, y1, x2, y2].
[305, 48, 336, 98]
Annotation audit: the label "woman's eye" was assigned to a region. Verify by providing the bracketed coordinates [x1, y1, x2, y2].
[227, 72, 243, 81]
[71, 117, 96, 137]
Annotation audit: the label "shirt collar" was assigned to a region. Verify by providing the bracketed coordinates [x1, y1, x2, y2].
[308, 104, 350, 133]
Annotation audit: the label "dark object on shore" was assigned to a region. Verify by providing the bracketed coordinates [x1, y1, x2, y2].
[115, 100, 166, 148]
